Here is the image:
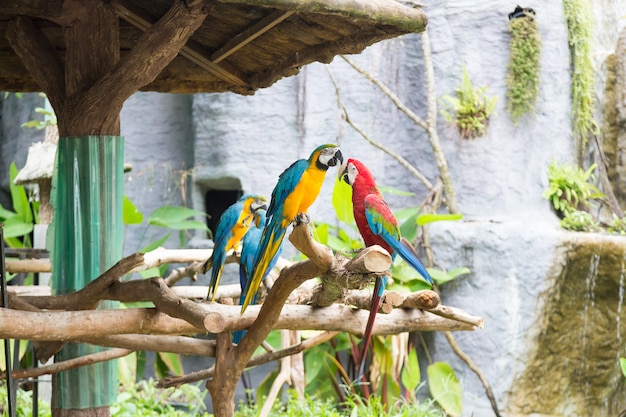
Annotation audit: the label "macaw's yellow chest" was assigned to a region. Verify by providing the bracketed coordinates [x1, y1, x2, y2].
[227, 211, 253, 251]
[283, 166, 326, 222]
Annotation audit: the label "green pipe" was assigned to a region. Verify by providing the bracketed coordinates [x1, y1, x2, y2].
[50, 136, 123, 409]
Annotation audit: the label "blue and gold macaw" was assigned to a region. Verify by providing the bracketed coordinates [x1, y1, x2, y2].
[202, 193, 268, 301]
[240, 144, 343, 313]
[339, 158, 433, 378]
[233, 209, 283, 344]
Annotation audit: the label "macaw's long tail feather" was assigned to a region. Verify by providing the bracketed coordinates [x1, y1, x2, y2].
[241, 226, 286, 313]
[357, 275, 388, 381]
[388, 237, 433, 285]
[207, 250, 227, 301]
[233, 329, 245, 345]
[201, 256, 213, 275]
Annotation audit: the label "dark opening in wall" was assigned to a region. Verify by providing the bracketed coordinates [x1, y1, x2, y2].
[204, 188, 243, 237]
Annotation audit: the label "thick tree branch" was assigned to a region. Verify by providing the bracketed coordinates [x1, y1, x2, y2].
[78, 334, 216, 357]
[5, 16, 65, 110]
[3, 348, 133, 381]
[107, 277, 223, 332]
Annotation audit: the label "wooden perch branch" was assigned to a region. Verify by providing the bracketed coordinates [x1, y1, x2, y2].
[3, 348, 133, 381]
[106, 277, 224, 332]
[158, 331, 340, 389]
[16, 253, 144, 310]
[78, 334, 216, 357]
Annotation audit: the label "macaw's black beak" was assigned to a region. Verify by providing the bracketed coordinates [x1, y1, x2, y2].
[327, 149, 343, 167]
[338, 161, 349, 184]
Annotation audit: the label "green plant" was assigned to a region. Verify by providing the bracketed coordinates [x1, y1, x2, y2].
[0, 382, 52, 417]
[112, 378, 210, 417]
[0, 162, 37, 249]
[506, 12, 541, 124]
[440, 67, 497, 140]
[563, 0, 598, 154]
[560, 210, 599, 232]
[543, 161, 604, 217]
[608, 213, 626, 235]
[236, 389, 444, 417]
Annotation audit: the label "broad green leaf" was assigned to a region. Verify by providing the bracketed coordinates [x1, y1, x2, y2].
[416, 213, 464, 226]
[429, 267, 471, 285]
[401, 348, 421, 392]
[150, 219, 209, 232]
[9, 162, 33, 224]
[0, 205, 17, 221]
[332, 177, 355, 224]
[123, 196, 144, 225]
[140, 234, 171, 253]
[621, 357, 626, 378]
[394, 207, 420, 224]
[157, 351, 183, 376]
[313, 222, 329, 245]
[138, 267, 161, 278]
[148, 205, 208, 228]
[378, 186, 414, 196]
[0, 339, 29, 371]
[428, 361, 462, 417]
[2, 216, 34, 238]
[399, 210, 420, 243]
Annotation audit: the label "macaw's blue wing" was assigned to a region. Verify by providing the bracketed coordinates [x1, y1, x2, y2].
[364, 195, 432, 284]
[241, 160, 308, 313]
[234, 211, 284, 344]
[204, 200, 244, 301]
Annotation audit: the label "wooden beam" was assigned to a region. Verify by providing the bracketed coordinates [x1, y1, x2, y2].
[210, 10, 295, 63]
[112, 0, 250, 88]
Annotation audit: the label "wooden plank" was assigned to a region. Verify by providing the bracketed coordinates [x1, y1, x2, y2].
[210, 10, 294, 63]
[112, 0, 250, 88]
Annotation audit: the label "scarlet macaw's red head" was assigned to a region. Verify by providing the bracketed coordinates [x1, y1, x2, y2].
[339, 158, 377, 189]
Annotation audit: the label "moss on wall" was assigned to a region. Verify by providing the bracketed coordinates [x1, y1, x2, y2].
[506, 14, 541, 124]
[509, 234, 626, 416]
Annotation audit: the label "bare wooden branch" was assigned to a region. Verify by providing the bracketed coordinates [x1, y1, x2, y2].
[159, 330, 340, 388]
[444, 331, 502, 417]
[17, 253, 144, 310]
[3, 348, 133, 381]
[107, 278, 223, 332]
[5, 258, 51, 274]
[427, 304, 484, 329]
[344, 289, 439, 314]
[339, 31, 461, 214]
[78, 334, 215, 357]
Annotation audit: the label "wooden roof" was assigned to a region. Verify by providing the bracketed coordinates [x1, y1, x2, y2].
[0, 0, 427, 95]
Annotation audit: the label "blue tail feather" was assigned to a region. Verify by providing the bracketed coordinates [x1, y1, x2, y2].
[387, 237, 433, 285]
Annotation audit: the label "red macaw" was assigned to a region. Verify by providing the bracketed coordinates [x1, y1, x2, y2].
[339, 158, 433, 378]
[202, 193, 267, 301]
[241, 144, 343, 313]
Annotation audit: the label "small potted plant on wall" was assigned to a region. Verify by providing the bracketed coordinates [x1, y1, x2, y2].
[440, 67, 498, 140]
